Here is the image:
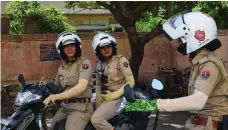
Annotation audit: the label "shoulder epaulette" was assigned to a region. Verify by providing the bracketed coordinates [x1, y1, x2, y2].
[199, 56, 208, 65]
[115, 55, 124, 59]
[78, 57, 88, 61]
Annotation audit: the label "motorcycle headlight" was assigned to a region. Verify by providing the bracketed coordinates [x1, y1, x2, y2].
[115, 97, 126, 115]
[14, 91, 42, 106]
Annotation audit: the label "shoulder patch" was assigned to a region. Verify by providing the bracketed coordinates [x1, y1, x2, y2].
[82, 64, 89, 70]
[199, 57, 208, 64]
[200, 70, 211, 79]
[123, 62, 129, 68]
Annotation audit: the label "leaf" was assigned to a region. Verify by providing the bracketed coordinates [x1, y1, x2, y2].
[6, 1, 75, 34]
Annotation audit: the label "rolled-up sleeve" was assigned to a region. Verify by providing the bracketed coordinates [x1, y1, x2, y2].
[194, 62, 221, 96]
[79, 59, 92, 80]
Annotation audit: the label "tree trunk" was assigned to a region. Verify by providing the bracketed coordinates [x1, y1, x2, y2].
[127, 26, 144, 83]
[129, 41, 144, 84]
[165, 1, 173, 19]
[24, 16, 38, 34]
[1, 17, 10, 35]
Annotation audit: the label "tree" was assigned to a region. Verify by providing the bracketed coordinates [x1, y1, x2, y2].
[6, 1, 74, 34]
[136, 1, 228, 32]
[192, 1, 228, 29]
[66, 1, 166, 82]
[65, 1, 228, 83]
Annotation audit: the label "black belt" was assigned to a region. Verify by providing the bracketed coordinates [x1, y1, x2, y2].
[63, 97, 91, 104]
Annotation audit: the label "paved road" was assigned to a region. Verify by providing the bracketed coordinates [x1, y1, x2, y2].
[2, 111, 189, 130]
[147, 111, 189, 130]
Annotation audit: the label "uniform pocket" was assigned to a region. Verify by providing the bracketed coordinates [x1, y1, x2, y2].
[66, 76, 78, 87]
[108, 68, 121, 81]
[59, 74, 65, 87]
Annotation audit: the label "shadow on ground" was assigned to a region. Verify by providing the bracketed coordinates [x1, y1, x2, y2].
[147, 111, 189, 130]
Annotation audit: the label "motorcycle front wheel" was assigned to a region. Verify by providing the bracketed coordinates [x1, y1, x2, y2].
[41, 105, 59, 130]
[26, 119, 40, 130]
[114, 121, 135, 130]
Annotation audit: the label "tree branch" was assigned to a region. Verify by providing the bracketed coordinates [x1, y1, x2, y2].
[96, 1, 113, 11]
[113, 2, 132, 19]
[141, 20, 163, 45]
[165, 1, 173, 19]
[134, 2, 152, 20]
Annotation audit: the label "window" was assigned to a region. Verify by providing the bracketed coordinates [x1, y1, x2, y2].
[108, 18, 117, 24]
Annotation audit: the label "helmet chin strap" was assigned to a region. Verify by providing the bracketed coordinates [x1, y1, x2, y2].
[177, 43, 187, 55]
[176, 42, 197, 63]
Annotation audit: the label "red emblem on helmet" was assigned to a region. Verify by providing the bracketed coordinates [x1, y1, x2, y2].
[194, 30, 205, 41]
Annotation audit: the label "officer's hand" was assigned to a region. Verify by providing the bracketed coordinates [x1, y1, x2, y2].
[101, 90, 113, 101]
[43, 94, 60, 105]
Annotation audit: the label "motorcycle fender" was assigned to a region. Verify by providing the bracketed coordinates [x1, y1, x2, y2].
[6, 109, 34, 129]
[16, 113, 36, 130]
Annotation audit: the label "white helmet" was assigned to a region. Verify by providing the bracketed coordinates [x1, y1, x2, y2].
[55, 31, 82, 60]
[163, 11, 218, 55]
[92, 32, 116, 54]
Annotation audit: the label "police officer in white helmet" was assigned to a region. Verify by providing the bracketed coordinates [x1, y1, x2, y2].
[43, 31, 93, 130]
[125, 11, 228, 130]
[90, 32, 135, 130]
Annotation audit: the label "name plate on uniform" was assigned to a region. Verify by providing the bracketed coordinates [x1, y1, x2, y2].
[40, 44, 61, 61]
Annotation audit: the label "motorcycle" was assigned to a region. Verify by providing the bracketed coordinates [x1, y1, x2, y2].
[41, 78, 163, 130]
[117, 78, 164, 130]
[1, 74, 59, 130]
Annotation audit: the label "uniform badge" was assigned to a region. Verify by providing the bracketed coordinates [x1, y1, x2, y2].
[82, 64, 89, 70]
[194, 30, 205, 41]
[123, 62, 128, 68]
[200, 70, 211, 79]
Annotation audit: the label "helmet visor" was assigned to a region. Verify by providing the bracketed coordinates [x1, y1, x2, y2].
[163, 10, 191, 40]
[167, 10, 191, 29]
[99, 37, 112, 47]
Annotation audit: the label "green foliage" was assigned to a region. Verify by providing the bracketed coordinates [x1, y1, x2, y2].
[65, 1, 100, 9]
[105, 24, 116, 32]
[64, 1, 228, 33]
[136, 1, 228, 32]
[136, 12, 165, 32]
[65, 1, 116, 32]
[6, 1, 75, 34]
[171, 1, 197, 14]
[192, 1, 228, 29]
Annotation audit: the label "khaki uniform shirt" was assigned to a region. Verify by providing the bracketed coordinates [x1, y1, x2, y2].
[54, 57, 93, 111]
[96, 55, 133, 92]
[188, 49, 228, 119]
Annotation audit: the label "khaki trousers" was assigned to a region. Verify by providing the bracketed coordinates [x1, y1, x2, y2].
[91, 99, 119, 130]
[49, 103, 93, 130]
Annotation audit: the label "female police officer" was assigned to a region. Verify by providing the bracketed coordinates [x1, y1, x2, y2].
[125, 11, 228, 130]
[90, 32, 135, 130]
[43, 31, 93, 130]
